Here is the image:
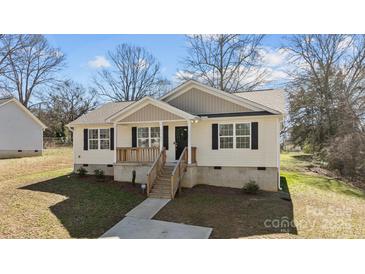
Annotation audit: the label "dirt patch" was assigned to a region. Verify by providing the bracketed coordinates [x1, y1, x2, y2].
[154, 184, 297, 239]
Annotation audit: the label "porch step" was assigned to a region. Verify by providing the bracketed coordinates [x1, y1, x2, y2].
[148, 163, 176, 199]
[151, 184, 171, 191]
[149, 193, 171, 199]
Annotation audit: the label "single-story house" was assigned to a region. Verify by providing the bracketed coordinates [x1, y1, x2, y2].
[0, 97, 47, 159]
[67, 80, 284, 198]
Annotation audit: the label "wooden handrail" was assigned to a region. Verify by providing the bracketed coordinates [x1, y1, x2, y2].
[170, 146, 188, 199]
[146, 147, 166, 195]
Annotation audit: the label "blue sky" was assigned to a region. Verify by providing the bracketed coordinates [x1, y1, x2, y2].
[45, 34, 288, 88]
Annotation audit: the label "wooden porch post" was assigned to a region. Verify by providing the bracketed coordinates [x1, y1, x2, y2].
[187, 120, 192, 164]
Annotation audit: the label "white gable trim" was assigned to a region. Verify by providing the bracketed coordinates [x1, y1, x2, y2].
[160, 80, 280, 114]
[0, 98, 47, 129]
[106, 96, 198, 123]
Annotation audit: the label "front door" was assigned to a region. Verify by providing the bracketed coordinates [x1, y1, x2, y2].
[175, 126, 188, 160]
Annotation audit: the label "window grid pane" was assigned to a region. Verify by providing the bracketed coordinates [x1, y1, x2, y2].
[137, 128, 149, 138]
[100, 129, 109, 139]
[220, 137, 233, 149]
[236, 123, 250, 136]
[138, 138, 149, 148]
[89, 129, 98, 139]
[100, 140, 110, 149]
[89, 140, 98, 150]
[151, 138, 160, 148]
[150, 127, 160, 138]
[236, 136, 250, 149]
[219, 124, 233, 136]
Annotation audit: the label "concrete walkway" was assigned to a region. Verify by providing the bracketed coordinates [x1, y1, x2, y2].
[126, 198, 170, 219]
[100, 198, 212, 239]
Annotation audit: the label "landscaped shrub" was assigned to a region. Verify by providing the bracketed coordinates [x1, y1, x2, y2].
[94, 169, 105, 181]
[242, 180, 260, 194]
[76, 167, 88, 176]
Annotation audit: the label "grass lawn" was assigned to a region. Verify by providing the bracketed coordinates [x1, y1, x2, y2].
[0, 148, 144, 238]
[155, 152, 365, 238]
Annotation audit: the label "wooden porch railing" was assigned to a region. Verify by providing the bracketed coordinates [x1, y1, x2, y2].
[182, 146, 197, 164]
[146, 148, 166, 195]
[117, 147, 160, 163]
[171, 147, 188, 199]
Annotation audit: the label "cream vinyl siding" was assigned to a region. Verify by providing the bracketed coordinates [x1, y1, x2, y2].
[0, 101, 43, 150]
[120, 104, 183, 122]
[73, 125, 114, 165]
[168, 88, 252, 114]
[191, 116, 280, 167]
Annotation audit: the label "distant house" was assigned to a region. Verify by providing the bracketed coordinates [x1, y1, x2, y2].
[0, 97, 47, 159]
[67, 80, 284, 198]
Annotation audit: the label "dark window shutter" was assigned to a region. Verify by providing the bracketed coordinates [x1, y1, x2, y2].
[83, 129, 88, 150]
[251, 122, 258, 150]
[110, 128, 114, 150]
[212, 124, 218, 150]
[132, 127, 137, 147]
[163, 126, 169, 150]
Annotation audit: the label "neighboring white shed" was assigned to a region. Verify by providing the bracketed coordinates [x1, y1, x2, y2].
[0, 97, 47, 159]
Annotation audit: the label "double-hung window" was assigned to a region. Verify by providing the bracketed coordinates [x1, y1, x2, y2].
[219, 124, 234, 149]
[88, 129, 110, 150]
[235, 123, 250, 149]
[99, 129, 110, 149]
[137, 127, 160, 148]
[219, 123, 251, 149]
[88, 129, 99, 150]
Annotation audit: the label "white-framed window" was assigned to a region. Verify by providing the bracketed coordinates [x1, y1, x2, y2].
[219, 122, 251, 149]
[236, 123, 250, 149]
[219, 124, 234, 149]
[88, 129, 99, 150]
[137, 127, 160, 148]
[99, 129, 110, 150]
[88, 128, 110, 150]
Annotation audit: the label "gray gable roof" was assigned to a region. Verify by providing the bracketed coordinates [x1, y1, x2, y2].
[68, 101, 134, 126]
[0, 97, 12, 105]
[234, 89, 285, 114]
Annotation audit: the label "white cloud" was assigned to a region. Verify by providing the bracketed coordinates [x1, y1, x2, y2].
[260, 47, 289, 67]
[88, 56, 111, 69]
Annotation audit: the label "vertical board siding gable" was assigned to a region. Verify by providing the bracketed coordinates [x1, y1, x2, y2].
[168, 88, 252, 114]
[120, 104, 182, 122]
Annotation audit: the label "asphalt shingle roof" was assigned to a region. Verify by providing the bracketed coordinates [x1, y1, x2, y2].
[68, 101, 134, 126]
[234, 89, 285, 114]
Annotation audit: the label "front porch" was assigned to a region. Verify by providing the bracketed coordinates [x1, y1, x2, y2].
[115, 146, 197, 164]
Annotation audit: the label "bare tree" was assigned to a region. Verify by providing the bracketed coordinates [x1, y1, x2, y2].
[0, 35, 65, 107]
[36, 80, 97, 137]
[178, 34, 266, 92]
[93, 44, 169, 101]
[285, 34, 365, 179]
[0, 35, 24, 84]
